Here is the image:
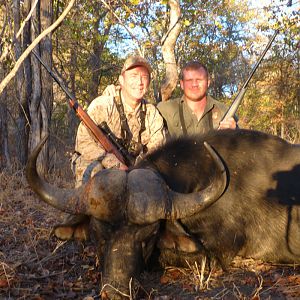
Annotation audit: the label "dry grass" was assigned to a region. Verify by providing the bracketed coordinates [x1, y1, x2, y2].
[1, 169, 300, 299]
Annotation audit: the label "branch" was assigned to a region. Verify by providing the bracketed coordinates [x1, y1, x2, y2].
[15, 0, 39, 39]
[0, 0, 76, 96]
[0, 0, 37, 63]
[99, 0, 143, 56]
[0, 6, 7, 42]
[0, 2, 9, 63]
[160, 0, 181, 101]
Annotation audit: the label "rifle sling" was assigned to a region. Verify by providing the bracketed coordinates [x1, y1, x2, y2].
[178, 101, 213, 135]
[178, 101, 188, 135]
[113, 92, 147, 156]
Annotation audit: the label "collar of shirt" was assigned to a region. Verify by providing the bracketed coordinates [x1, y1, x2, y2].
[203, 95, 215, 115]
[122, 98, 143, 117]
[181, 95, 215, 120]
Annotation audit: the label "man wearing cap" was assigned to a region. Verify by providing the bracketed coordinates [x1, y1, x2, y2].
[73, 55, 166, 185]
[53, 55, 166, 240]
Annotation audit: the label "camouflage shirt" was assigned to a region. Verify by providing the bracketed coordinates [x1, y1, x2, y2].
[74, 95, 166, 185]
[157, 95, 228, 138]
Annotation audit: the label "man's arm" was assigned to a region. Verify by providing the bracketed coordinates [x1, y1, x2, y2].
[144, 104, 166, 153]
[75, 96, 128, 170]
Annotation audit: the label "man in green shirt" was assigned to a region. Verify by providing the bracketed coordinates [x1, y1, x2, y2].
[157, 61, 237, 138]
[156, 61, 238, 262]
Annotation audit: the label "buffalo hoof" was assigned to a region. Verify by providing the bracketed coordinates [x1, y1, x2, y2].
[53, 226, 74, 240]
[159, 248, 209, 268]
[52, 214, 90, 241]
[158, 229, 201, 253]
[53, 223, 89, 241]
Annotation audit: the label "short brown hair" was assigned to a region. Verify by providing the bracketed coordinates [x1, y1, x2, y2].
[180, 61, 209, 80]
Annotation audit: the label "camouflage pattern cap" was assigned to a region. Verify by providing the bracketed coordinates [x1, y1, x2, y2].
[121, 55, 152, 76]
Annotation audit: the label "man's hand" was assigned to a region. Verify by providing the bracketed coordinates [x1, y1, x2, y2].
[102, 84, 120, 97]
[118, 163, 128, 171]
[102, 153, 128, 171]
[218, 117, 237, 130]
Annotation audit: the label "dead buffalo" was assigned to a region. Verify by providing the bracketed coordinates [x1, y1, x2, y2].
[26, 129, 300, 299]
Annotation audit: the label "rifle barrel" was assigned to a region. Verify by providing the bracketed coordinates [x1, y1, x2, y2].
[221, 29, 279, 121]
[242, 29, 279, 90]
[32, 50, 127, 165]
[32, 50, 75, 100]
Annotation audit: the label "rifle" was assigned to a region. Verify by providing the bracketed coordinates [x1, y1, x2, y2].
[98, 121, 136, 166]
[32, 50, 133, 167]
[221, 29, 279, 121]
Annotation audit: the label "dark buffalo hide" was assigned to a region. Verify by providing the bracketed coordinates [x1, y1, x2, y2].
[138, 129, 300, 268]
[26, 129, 300, 299]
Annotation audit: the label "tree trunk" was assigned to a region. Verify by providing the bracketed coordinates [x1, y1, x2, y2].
[29, 0, 53, 175]
[0, 99, 11, 171]
[29, 0, 42, 153]
[13, 0, 31, 167]
[40, 0, 53, 174]
[160, 0, 181, 102]
[0, 7, 10, 171]
[88, 12, 111, 101]
[68, 47, 79, 143]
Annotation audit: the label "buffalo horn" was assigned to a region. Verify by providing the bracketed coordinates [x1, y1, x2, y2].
[167, 141, 227, 219]
[25, 135, 88, 214]
[126, 142, 227, 224]
[25, 135, 127, 222]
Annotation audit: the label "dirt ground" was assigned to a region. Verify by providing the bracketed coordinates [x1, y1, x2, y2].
[1, 170, 300, 300]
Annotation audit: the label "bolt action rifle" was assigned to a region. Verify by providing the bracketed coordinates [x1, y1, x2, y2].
[32, 50, 135, 167]
[221, 29, 279, 121]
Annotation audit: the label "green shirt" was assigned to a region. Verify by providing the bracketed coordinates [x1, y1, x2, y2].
[157, 95, 228, 138]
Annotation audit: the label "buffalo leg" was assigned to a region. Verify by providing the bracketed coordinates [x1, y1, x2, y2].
[101, 223, 159, 299]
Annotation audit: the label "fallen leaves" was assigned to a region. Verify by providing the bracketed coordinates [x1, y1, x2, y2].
[2, 171, 300, 299]
[0, 278, 9, 288]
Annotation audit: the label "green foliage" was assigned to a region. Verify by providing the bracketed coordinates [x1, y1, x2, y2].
[175, 0, 255, 100]
[52, 1, 122, 105]
[34, 0, 300, 139]
[129, 0, 141, 5]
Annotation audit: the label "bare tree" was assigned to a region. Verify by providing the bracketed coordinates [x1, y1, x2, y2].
[13, 0, 31, 166]
[160, 0, 181, 102]
[0, 0, 75, 174]
[88, 7, 112, 100]
[0, 101, 11, 171]
[0, 3, 11, 170]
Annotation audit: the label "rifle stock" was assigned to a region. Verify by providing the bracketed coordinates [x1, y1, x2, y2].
[221, 29, 279, 122]
[32, 50, 127, 166]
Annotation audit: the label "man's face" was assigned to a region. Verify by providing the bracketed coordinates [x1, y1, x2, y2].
[180, 67, 210, 102]
[119, 66, 150, 104]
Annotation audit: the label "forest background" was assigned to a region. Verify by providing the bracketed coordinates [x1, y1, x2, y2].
[0, 0, 299, 174]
